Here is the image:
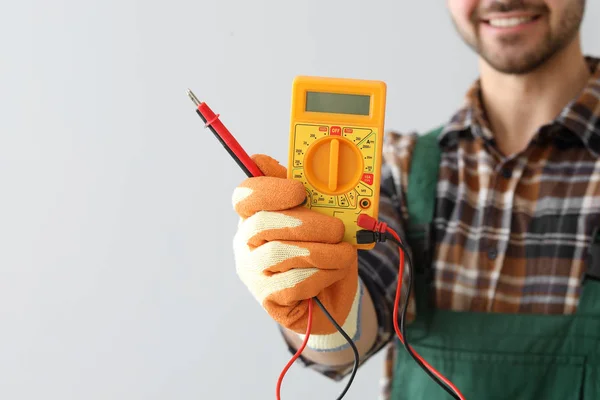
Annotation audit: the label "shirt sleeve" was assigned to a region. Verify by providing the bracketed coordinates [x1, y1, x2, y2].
[279, 131, 418, 381]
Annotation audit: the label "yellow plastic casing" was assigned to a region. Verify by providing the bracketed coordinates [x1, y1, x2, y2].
[287, 76, 387, 250]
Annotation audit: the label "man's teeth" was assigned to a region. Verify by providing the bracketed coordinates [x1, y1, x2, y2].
[488, 16, 534, 27]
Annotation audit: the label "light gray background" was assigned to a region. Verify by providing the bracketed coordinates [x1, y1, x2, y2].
[2, 1, 599, 399]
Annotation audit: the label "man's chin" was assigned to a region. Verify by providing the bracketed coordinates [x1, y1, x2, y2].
[477, 47, 555, 75]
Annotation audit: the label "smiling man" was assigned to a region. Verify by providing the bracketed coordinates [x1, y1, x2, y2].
[230, 1, 600, 399]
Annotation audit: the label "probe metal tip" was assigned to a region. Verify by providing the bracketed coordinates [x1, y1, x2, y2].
[187, 89, 201, 106]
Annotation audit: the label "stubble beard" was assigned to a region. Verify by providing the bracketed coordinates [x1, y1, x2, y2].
[452, 0, 585, 75]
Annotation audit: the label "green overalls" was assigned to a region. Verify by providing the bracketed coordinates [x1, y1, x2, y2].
[389, 128, 600, 400]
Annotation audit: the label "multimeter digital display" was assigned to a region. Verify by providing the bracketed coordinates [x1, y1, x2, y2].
[305, 92, 371, 116]
[288, 76, 387, 250]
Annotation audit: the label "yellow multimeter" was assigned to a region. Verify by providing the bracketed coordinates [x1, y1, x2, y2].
[288, 76, 387, 250]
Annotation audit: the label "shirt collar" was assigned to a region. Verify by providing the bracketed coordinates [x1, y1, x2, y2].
[438, 56, 600, 157]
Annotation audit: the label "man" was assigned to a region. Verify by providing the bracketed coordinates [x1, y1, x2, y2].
[231, 0, 600, 398]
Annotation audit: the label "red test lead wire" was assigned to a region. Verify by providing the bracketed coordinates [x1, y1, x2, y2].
[356, 214, 466, 400]
[276, 299, 314, 400]
[386, 227, 466, 400]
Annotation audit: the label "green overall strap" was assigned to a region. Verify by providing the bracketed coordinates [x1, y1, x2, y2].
[406, 126, 444, 236]
[405, 126, 444, 314]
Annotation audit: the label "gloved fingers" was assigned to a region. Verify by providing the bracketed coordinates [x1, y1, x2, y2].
[234, 239, 357, 316]
[262, 240, 356, 274]
[275, 266, 361, 337]
[234, 239, 359, 336]
[235, 240, 356, 276]
[234, 234, 358, 338]
[232, 177, 307, 219]
[235, 207, 345, 248]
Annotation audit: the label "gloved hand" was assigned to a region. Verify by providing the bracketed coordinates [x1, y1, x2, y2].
[232, 154, 362, 351]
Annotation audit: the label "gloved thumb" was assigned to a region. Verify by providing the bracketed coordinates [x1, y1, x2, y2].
[232, 154, 306, 219]
[251, 154, 287, 178]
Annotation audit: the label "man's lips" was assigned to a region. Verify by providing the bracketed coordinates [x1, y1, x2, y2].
[480, 11, 542, 28]
[479, 12, 543, 28]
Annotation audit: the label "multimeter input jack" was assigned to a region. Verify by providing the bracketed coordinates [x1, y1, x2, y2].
[359, 198, 371, 209]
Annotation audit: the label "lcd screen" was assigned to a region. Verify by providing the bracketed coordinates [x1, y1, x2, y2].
[305, 91, 370, 116]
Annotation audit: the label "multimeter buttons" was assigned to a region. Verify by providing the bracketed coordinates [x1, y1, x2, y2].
[303, 136, 364, 196]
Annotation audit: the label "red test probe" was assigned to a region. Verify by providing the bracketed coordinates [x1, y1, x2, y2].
[187, 89, 264, 178]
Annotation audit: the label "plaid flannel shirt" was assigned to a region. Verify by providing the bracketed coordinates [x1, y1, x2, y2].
[285, 56, 600, 399]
